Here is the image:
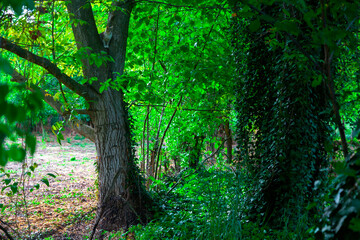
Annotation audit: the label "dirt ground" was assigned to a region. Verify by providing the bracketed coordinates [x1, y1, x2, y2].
[1, 134, 99, 239]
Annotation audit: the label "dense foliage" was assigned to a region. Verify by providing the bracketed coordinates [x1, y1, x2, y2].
[0, 0, 360, 239]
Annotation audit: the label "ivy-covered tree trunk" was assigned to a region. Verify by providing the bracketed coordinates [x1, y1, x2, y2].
[232, 2, 330, 229]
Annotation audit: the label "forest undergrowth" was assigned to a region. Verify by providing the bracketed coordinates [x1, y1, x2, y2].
[1, 133, 325, 239]
[129, 166, 321, 240]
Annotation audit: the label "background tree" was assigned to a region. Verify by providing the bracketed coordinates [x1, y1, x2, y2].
[231, 0, 357, 230]
[1, 0, 234, 233]
[1, 0, 153, 231]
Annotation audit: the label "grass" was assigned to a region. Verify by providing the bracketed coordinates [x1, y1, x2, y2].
[0, 134, 97, 239]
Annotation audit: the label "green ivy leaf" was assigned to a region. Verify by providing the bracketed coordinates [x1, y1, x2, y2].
[10, 183, 18, 194]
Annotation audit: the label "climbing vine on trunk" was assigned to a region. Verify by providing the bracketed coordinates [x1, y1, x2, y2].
[232, 1, 332, 229]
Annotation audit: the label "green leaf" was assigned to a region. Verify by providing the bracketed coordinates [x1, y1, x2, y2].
[0, 153, 8, 167]
[0, 85, 9, 102]
[30, 163, 38, 172]
[47, 173, 57, 178]
[26, 134, 36, 155]
[99, 84, 107, 93]
[41, 178, 50, 187]
[4, 179, 11, 185]
[56, 132, 64, 145]
[8, 146, 26, 162]
[282, 9, 290, 17]
[311, 75, 322, 87]
[10, 183, 18, 194]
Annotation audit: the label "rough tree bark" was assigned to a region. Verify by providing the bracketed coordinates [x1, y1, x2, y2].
[68, 0, 153, 230]
[2, 0, 152, 231]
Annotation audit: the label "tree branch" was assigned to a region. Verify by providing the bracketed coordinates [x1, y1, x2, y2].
[134, 0, 229, 10]
[11, 70, 96, 142]
[67, 0, 102, 51]
[67, 0, 105, 84]
[0, 37, 96, 100]
[0, 223, 14, 240]
[109, 0, 134, 79]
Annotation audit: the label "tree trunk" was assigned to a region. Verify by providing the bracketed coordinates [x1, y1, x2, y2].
[66, 0, 153, 231]
[92, 89, 151, 230]
[0, 0, 153, 232]
[1, 0, 153, 232]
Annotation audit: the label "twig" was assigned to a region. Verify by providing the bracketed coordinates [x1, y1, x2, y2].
[165, 173, 191, 196]
[154, 4, 226, 179]
[201, 137, 230, 164]
[134, 104, 230, 112]
[20, 156, 32, 236]
[0, 219, 19, 240]
[141, 106, 151, 171]
[154, 95, 183, 180]
[0, 224, 14, 240]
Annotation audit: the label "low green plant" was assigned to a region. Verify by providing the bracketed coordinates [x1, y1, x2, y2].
[130, 168, 242, 239]
[72, 142, 88, 148]
[74, 135, 85, 141]
[129, 166, 321, 240]
[0, 161, 57, 237]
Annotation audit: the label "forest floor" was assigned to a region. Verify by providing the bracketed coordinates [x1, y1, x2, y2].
[1, 133, 100, 239]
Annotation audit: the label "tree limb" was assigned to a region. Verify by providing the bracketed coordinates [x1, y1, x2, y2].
[201, 137, 230, 165]
[67, 0, 102, 52]
[0, 223, 14, 240]
[0, 37, 96, 100]
[11, 70, 96, 142]
[134, 0, 229, 10]
[109, 0, 134, 79]
[67, 0, 105, 85]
